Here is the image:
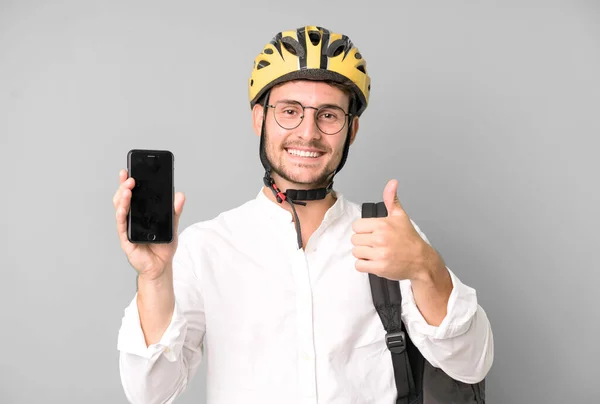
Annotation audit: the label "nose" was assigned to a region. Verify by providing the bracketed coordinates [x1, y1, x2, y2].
[297, 108, 322, 140]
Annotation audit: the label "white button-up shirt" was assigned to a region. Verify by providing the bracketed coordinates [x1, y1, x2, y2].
[117, 189, 494, 404]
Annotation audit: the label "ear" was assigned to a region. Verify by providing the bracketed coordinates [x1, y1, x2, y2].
[252, 104, 264, 137]
[349, 116, 359, 145]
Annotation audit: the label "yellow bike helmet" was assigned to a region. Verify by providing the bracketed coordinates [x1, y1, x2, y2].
[249, 25, 371, 116]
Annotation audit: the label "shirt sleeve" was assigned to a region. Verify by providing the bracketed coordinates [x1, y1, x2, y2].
[399, 220, 494, 384]
[116, 228, 206, 404]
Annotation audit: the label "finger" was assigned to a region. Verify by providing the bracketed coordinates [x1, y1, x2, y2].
[351, 232, 376, 247]
[174, 192, 185, 217]
[352, 245, 378, 261]
[383, 179, 405, 217]
[115, 200, 128, 241]
[119, 169, 128, 184]
[116, 188, 132, 246]
[355, 258, 382, 273]
[112, 177, 136, 208]
[112, 169, 128, 207]
[352, 232, 388, 247]
[112, 189, 120, 209]
[352, 217, 384, 234]
[173, 192, 186, 231]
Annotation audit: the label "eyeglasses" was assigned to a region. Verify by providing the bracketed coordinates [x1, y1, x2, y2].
[266, 100, 352, 135]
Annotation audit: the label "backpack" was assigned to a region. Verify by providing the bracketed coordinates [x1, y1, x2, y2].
[361, 202, 486, 404]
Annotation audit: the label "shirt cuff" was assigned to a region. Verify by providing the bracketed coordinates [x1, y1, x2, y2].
[401, 267, 478, 340]
[117, 293, 188, 362]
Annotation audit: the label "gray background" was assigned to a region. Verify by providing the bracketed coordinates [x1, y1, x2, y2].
[1, 0, 598, 403]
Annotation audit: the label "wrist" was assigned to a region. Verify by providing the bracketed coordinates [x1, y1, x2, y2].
[411, 245, 447, 286]
[138, 263, 173, 286]
[136, 264, 174, 307]
[135, 264, 175, 347]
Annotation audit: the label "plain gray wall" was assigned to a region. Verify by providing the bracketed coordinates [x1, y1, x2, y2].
[1, 0, 598, 403]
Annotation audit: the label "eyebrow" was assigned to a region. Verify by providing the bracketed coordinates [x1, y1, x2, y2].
[274, 99, 346, 110]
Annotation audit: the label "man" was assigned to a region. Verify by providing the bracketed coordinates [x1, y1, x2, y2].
[114, 26, 493, 404]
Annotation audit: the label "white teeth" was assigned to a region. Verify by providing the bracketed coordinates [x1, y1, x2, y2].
[287, 149, 322, 158]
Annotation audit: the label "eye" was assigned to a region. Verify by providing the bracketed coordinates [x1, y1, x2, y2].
[275, 103, 302, 117]
[318, 109, 339, 120]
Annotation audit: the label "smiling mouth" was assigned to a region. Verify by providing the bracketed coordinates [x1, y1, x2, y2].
[285, 148, 325, 158]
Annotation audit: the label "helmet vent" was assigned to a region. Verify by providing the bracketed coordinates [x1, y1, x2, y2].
[283, 41, 297, 55]
[308, 31, 321, 46]
[327, 39, 347, 57]
[257, 60, 271, 70]
[264, 48, 274, 55]
[281, 37, 305, 57]
[357, 65, 366, 73]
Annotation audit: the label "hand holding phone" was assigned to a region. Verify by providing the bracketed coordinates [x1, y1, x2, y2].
[112, 149, 185, 280]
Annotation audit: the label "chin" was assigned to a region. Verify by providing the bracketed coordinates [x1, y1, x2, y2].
[283, 169, 332, 187]
[268, 152, 338, 186]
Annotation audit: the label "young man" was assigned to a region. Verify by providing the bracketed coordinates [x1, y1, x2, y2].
[114, 26, 493, 404]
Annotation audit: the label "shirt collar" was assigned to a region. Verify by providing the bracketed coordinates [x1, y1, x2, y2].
[255, 188, 293, 222]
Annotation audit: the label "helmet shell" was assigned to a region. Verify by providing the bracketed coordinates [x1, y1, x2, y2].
[249, 26, 371, 116]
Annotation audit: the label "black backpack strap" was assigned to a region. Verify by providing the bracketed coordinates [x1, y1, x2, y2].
[362, 202, 416, 404]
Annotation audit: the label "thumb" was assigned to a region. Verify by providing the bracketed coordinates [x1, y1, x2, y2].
[383, 179, 404, 217]
[174, 192, 186, 230]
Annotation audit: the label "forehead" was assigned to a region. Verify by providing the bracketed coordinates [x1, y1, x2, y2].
[269, 80, 349, 108]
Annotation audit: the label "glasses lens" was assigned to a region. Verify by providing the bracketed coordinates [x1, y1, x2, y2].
[316, 106, 346, 135]
[274, 101, 303, 130]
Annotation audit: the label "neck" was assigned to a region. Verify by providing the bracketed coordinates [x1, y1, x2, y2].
[262, 173, 339, 249]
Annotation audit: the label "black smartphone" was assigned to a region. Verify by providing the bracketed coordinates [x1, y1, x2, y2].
[127, 149, 174, 243]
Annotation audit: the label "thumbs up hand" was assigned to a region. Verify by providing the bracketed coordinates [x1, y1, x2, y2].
[351, 179, 439, 281]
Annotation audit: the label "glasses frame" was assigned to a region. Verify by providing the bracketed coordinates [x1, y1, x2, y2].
[265, 100, 352, 135]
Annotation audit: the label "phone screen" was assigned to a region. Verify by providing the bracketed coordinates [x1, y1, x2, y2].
[127, 149, 174, 243]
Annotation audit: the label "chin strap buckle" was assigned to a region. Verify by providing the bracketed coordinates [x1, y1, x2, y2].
[263, 174, 286, 203]
[272, 182, 286, 203]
